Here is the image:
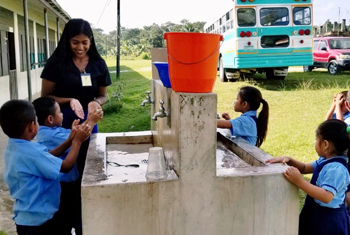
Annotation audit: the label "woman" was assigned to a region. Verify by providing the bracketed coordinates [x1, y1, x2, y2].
[40, 18, 111, 235]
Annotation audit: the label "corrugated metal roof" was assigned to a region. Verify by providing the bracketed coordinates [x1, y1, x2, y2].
[39, 0, 71, 22]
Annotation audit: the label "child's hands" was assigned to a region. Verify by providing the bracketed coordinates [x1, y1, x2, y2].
[266, 156, 291, 164]
[333, 93, 337, 103]
[283, 166, 303, 186]
[71, 119, 80, 130]
[67, 119, 80, 141]
[88, 108, 103, 123]
[221, 113, 231, 120]
[335, 93, 345, 106]
[73, 123, 92, 144]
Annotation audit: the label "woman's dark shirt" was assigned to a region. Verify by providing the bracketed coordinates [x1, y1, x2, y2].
[40, 57, 111, 110]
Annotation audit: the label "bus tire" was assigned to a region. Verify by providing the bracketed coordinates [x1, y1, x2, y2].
[303, 65, 313, 72]
[266, 69, 285, 80]
[219, 57, 228, 82]
[328, 60, 341, 75]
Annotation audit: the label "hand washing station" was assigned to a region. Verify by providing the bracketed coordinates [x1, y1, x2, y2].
[81, 48, 299, 235]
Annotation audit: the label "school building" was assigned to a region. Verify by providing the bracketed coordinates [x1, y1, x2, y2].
[0, 0, 70, 107]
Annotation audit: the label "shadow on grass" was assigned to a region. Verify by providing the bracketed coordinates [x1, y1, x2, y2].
[232, 71, 350, 91]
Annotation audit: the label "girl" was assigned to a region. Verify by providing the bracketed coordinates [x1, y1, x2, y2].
[267, 119, 350, 235]
[217, 86, 269, 147]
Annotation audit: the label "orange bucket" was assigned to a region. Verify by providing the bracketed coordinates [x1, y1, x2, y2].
[164, 32, 223, 93]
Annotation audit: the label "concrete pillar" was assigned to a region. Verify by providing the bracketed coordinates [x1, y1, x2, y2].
[33, 21, 38, 70]
[341, 19, 346, 32]
[56, 17, 59, 46]
[44, 9, 49, 60]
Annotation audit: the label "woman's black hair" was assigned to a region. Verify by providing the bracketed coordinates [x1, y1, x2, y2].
[47, 18, 102, 68]
[239, 86, 269, 147]
[32, 97, 56, 125]
[0, 100, 36, 138]
[317, 119, 350, 156]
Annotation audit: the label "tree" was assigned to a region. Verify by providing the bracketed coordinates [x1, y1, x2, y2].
[92, 27, 106, 55]
[91, 20, 206, 58]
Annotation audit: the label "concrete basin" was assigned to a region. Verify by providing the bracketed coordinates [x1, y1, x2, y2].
[82, 131, 178, 186]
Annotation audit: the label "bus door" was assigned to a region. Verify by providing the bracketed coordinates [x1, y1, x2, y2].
[257, 6, 293, 54]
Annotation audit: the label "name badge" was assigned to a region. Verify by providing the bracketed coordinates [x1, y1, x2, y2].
[81, 73, 92, 87]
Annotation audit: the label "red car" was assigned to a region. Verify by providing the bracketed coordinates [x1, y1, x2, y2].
[304, 37, 350, 75]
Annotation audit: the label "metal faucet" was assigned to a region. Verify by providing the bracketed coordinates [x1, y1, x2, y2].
[152, 100, 170, 121]
[140, 91, 154, 106]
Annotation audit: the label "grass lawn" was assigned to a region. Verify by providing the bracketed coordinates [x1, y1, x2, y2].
[101, 58, 350, 209]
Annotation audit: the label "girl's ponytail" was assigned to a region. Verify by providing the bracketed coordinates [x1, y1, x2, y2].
[238, 86, 269, 147]
[256, 98, 269, 147]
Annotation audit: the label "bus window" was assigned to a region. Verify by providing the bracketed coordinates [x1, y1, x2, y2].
[261, 35, 289, 48]
[260, 8, 289, 26]
[237, 8, 256, 27]
[293, 7, 311, 25]
[226, 21, 230, 30]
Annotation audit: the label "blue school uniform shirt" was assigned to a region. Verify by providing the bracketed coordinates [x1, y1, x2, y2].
[229, 110, 257, 145]
[3, 138, 62, 226]
[332, 111, 350, 125]
[36, 126, 79, 182]
[311, 156, 350, 208]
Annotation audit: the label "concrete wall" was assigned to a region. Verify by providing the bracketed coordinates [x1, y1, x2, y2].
[82, 84, 299, 235]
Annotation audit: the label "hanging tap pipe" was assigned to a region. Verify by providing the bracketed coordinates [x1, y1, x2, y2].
[141, 91, 154, 106]
[152, 100, 170, 121]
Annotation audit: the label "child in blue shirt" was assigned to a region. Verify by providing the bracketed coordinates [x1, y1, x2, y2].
[267, 119, 350, 235]
[0, 100, 91, 235]
[32, 97, 103, 235]
[217, 86, 269, 147]
[325, 90, 350, 125]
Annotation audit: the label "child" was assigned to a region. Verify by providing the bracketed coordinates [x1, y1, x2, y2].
[0, 100, 91, 235]
[32, 97, 103, 235]
[325, 91, 350, 124]
[267, 119, 350, 235]
[217, 86, 269, 147]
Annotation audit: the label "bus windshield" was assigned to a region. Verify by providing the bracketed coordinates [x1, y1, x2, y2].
[260, 8, 289, 26]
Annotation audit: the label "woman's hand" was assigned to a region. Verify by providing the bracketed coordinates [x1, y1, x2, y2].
[88, 100, 102, 114]
[70, 99, 85, 119]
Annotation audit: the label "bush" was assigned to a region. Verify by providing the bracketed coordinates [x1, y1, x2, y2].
[104, 84, 124, 114]
[140, 52, 151, 60]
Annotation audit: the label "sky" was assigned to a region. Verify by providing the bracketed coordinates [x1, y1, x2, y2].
[56, 0, 350, 34]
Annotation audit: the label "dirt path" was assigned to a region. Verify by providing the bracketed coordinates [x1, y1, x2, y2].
[0, 129, 15, 235]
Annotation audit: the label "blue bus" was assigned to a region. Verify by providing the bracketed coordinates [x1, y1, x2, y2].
[204, 0, 313, 81]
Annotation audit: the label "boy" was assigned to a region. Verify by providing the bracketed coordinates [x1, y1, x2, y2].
[0, 100, 91, 235]
[32, 97, 103, 235]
